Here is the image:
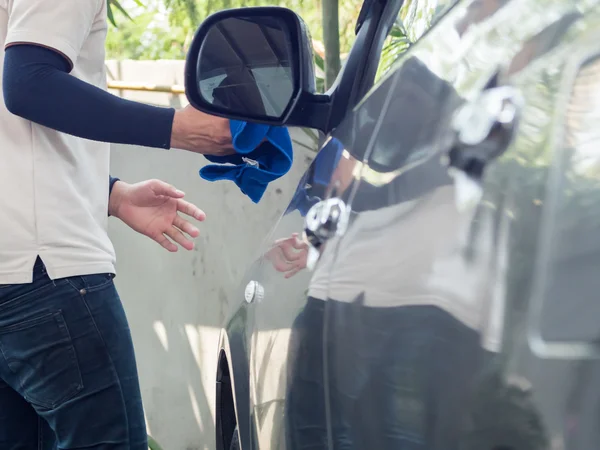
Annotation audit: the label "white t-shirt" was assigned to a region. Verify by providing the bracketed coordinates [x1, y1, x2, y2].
[308, 185, 503, 350]
[0, 0, 115, 283]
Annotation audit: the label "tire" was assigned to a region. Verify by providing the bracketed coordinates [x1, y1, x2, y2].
[230, 426, 240, 450]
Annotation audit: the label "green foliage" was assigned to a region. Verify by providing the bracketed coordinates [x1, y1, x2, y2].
[106, 0, 360, 62]
[107, 0, 143, 26]
[104, 0, 413, 98]
[376, 21, 412, 81]
[147, 435, 165, 450]
[105, 3, 191, 60]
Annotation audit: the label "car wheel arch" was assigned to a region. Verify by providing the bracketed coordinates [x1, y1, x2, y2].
[216, 329, 252, 450]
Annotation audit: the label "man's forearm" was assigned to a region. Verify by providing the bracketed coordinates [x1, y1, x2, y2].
[4, 44, 234, 155]
[4, 45, 175, 149]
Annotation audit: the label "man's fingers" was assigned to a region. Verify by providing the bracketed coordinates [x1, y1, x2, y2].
[177, 199, 206, 221]
[150, 180, 185, 199]
[278, 242, 306, 261]
[292, 237, 308, 250]
[275, 234, 308, 251]
[165, 227, 195, 251]
[271, 256, 298, 273]
[272, 236, 308, 261]
[174, 215, 200, 238]
[285, 266, 304, 279]
[155, 234, 178, 252]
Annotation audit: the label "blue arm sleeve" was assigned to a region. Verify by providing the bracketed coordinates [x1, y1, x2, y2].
[109, 176, 120, 195]
[108, 176, 120, 217]
[3, 44, 175, 149]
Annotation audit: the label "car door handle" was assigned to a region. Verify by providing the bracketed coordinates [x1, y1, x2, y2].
[304, 197, 350, 249]
[302, 197, 351, 270]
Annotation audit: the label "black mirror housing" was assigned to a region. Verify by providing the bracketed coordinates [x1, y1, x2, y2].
[185, 7, 323, 127]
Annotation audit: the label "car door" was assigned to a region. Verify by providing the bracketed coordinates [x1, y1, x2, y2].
[243, 128, 361, 450]
[318, 13, 479, 450]
[316, 0, 599, 449]
[243, 2, 471, 449]
[261, 2, 463, 450]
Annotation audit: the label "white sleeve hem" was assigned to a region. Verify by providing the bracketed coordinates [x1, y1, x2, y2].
[5, 30, 79, 67]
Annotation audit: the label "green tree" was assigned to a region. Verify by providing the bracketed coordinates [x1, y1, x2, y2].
[106, 0, 360, 83]
[106, 0, 411, 94]
[322, 0, 340, 89]
[106, 1, 190, 59]
[107, 0, 142, 26]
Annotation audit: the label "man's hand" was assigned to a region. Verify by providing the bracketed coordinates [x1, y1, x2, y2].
[171, 105, 236, 156]
[109, 179, 205, 252]
[265, 233, 309, 278]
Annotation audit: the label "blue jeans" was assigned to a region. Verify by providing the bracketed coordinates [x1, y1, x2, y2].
[286, 297, 483, 450]
[0, 259, 147, 449]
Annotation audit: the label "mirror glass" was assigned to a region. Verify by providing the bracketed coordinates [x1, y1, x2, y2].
[196, 15, 296, 118]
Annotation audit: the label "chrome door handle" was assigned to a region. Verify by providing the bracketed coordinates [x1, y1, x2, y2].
[303, 197, 351, 251]
[301, 197, 351, 271]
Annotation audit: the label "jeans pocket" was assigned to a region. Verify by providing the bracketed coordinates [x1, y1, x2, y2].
[66, 273, 114, 295]
[0, 311, 83, 409]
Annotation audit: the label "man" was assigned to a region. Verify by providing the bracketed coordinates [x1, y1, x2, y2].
[0, 0, 239, 448]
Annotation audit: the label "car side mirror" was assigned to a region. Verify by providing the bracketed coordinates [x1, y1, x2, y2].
[185, 7, 323, 127]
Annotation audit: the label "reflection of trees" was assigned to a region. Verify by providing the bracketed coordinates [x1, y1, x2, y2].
[482, 70, 561, 360]
[376, 0, 445, 80]
[494, 52, 600, 354]
[399, 0, 446, 42]
[377, 22, 412, 80]
[458, 42, 600, 450]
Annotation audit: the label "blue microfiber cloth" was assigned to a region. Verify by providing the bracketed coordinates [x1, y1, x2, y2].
[200, 120, 293, 203]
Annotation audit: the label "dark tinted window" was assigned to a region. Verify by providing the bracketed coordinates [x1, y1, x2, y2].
[537, 56, 600, 344]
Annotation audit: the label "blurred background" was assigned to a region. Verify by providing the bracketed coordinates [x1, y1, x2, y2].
[107, 0, 361, 91]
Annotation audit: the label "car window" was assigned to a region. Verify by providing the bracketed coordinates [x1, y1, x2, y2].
[376, 0, 459, 81]
[532, 54, 600, 348]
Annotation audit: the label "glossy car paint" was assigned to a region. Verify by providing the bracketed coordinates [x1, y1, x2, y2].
[216, 0, 600, 449]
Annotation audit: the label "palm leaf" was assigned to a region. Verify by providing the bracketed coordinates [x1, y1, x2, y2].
[107, 0, 141, 27]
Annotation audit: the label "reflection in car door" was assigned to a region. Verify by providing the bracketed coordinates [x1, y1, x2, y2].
[319, 58, 484, 449]
[235, 1, 600, 449]
[262, 2, 462, 450]
[321, 56, 474, 450]
[314, 1, 600, 450]
[246, 129, 358, 450]
[245, 70, 432, 450]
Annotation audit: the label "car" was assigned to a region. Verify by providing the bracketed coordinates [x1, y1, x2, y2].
[185, 0, 600, 449]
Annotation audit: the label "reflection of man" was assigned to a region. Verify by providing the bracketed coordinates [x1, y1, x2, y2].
[287, 162, 484, 450]
[282, 54, 487, 450]
[266, 142, 356, 277]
